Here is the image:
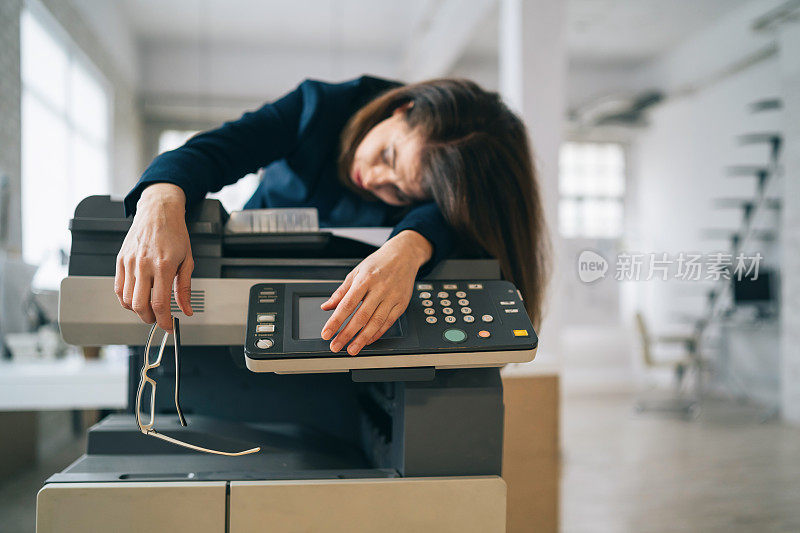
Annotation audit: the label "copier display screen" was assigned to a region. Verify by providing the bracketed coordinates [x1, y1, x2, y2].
[296, 296, 402, 340]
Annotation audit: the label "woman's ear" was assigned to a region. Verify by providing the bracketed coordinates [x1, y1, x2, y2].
[392, 101, 414, 117]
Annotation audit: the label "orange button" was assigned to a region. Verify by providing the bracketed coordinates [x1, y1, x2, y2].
[513, 329, 529, 337]
[478, 330, 491, 338]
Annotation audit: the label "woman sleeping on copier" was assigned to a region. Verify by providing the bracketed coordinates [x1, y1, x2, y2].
[115, 77, 550, 355]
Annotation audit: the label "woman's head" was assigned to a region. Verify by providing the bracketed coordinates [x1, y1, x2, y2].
[339, 78, 551, 327]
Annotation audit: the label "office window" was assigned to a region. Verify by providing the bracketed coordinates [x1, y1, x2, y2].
[559, 142, 625, 238]
[158, 129, 260, 213]
[20, 6, 111, 282]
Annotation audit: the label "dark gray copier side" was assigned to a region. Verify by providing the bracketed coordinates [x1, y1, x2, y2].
[50, 196, 504, 484]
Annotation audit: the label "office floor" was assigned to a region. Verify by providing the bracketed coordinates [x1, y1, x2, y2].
[561, 391, 800, 533]
[1, 393, 799, 533]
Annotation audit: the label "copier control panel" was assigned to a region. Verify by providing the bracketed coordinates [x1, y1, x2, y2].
[244, 281, 538, 373]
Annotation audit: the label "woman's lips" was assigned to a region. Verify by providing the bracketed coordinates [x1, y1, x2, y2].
[353, 167, 364, 189]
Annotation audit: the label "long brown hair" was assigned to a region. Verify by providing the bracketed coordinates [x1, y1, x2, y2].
[339, 79, 551, 328]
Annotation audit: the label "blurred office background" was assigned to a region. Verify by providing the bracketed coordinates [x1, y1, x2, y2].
[1, 0, 799, 531]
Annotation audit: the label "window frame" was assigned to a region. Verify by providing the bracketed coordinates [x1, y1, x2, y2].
[20, 0, 113, 268]
[558, 139, 629, 240]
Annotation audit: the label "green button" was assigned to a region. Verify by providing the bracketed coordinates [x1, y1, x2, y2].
[443, 328, 467, 343]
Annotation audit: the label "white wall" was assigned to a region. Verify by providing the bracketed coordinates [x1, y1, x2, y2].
[630, 0, 785, 404]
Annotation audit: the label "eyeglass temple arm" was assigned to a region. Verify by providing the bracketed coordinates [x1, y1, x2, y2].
[173, 316, 187, 427]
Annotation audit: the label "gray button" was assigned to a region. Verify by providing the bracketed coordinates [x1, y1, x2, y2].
[481, 314, 494, 323]
[468, 283, 483, 289]
[426, 316, 437, 324]
[437, 291, 449, 299]
[440, 299, 451, 307]
[422, 300, 433, 307]
[419, 291, 431, 299]
[505, 308, 519, 314]
[424, 308, 435, 315]
[256, 324, 275, 333]
[463, 315, 475, 323]
[417, 283, 433, 290]
[458, 299, 469, 306]
[256, 338, 274, 349]
[443, 284, 457, 290]
[456, 291, 467, 298]
[445, 315, 456, 323]
[257, 314, 275, 322]
[461, 307, 472, 314]
[500, 300, 515, 305]
[442, 307, 454, 315]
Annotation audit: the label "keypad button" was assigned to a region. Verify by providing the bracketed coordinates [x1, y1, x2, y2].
[463, 315, 475, 323]
[443, 328, 467, 343]
[481, 314, 494, 323]
[422, 300, 433, 307]
[257, 314, 275, 322]
[445, 315, 456, 323]
[500, 300, 515, 305]
[458, 299, 469, 306]
[455, 291, 467, 298]
[505, 308, 519, 314]
[426, 316, 438, 324]
[460, 307, 472, 314]
[443, 284, 457, 290]
[419, 291, 431, 299]
[417, 283, 433, 290]
[513, 329, 529, 337]
[259, 298, 276, 304]
[256, 324, 275, 333]
[424, 308, 435, 315]
[256, 338, 274, 349]
[437, 291, 449, 299]
[468, 283, 483, 290]
[442, 307, 454, 315]
[478, 330, 491, 338]
[440, 299, 451, 307]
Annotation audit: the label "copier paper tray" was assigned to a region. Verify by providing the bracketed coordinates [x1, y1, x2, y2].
[47, 415, 395, 483]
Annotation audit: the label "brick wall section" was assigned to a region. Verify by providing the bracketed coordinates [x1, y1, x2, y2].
[0, 0, 23, 252]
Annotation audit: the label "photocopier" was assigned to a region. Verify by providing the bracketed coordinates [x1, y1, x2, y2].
[37, 195, 539, 533]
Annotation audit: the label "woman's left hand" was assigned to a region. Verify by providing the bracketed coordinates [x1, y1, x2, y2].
[320, 230, 433, 355]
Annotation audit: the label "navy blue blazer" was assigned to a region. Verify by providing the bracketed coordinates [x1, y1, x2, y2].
[124, 76, 456, 274]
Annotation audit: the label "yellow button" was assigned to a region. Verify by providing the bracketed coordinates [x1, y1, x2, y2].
[513, 329, 529, 337]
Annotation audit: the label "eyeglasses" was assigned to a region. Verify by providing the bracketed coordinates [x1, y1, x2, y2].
[136, 316, 260, 456]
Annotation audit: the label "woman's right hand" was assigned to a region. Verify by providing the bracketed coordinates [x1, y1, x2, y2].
[114, 183, 194, 332]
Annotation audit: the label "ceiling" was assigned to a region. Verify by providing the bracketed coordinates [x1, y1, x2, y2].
[122, 0, 752, 64]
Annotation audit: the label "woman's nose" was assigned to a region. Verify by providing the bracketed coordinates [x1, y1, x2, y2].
[364, 168, 388, 190]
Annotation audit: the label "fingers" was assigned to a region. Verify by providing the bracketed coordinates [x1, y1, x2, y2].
[328, 289, 376, 353]
[321, 276, 363, 341]
[114, 254, 126, 308]
[320, 274, 353, 312]
[347, 302, 397, 355]
[131, 268, 156, 325]
[367, 304, 405, 345]
[151, 269, 175, 332]
[174, 255, 194, 317]
[122, 259, 136, 311]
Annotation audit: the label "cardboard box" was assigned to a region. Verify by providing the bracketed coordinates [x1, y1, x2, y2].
[502, 374, 560, 533]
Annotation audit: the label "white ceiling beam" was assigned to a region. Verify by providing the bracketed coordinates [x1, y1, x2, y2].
[401, 0, 498, 81]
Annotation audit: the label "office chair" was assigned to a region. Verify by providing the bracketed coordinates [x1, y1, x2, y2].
[633, 312, 703, 417]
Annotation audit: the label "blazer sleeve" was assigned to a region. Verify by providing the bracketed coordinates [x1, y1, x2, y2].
[389, 202, 456, 277]
[123, 84, 307, 217]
